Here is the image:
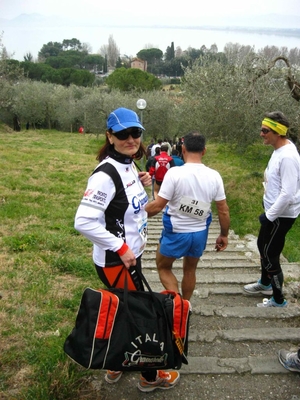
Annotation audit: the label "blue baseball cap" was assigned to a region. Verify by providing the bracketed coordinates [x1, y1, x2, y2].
[107, 107, 145, 132]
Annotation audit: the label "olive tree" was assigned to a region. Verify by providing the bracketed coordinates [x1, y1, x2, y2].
[79, 89, 107, 133]
[180, 53, 300, 149]
[51, 84, 87, 132]
[12, 80, 57, 129]
[0, 33, 26, 128]
[131, 91, 180, 143]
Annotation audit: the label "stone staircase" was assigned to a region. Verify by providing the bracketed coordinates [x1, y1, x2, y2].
[99, 214, 300, 400]
[140, 214, 300, 397]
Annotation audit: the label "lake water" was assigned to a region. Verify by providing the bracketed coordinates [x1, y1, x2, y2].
[2, 25, 300, 61]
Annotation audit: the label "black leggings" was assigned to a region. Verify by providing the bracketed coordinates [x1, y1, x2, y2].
[257, 217, 295, 303]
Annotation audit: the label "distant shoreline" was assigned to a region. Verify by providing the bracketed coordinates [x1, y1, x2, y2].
[1, 16, 300, 39]
[67, 24, 300, 38]
[2, 22, 299, 61]
[121, 25, 300, 38]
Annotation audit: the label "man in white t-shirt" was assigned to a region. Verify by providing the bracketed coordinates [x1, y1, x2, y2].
[145, 131, 230, 300]
[151, 139, 162, 157]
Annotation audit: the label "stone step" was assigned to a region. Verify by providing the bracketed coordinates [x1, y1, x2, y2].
[144, 283, 294, 299]
[188, 327, 300, 342]
[141, 259, 258, 268]
[180, 355, 289, 375]
[142, 214, 300, 380]
[192, 304, 300, 318]
[140, 272, 282, 285]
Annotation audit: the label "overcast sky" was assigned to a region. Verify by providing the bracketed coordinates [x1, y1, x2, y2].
[1, 0, 300, 60]
[2, 0, 300, 19]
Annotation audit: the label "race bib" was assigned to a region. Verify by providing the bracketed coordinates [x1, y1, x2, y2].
[138, 216, 148, 244]
[177, 196, 210, 221]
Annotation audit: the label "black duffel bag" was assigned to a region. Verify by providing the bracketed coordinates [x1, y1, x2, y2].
[63, 269, 191, 371]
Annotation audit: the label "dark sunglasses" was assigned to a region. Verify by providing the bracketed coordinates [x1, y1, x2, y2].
[261, 128, 272, 134]
[112, 128, 143, 140]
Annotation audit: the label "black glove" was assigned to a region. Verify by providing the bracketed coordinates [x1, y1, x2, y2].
[259, 213, 270, 225]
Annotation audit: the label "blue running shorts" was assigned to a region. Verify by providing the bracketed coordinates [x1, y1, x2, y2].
[159, 229, 209, 258]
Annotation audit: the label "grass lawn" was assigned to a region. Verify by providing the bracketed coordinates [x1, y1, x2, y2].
[0, 128, 299, 398]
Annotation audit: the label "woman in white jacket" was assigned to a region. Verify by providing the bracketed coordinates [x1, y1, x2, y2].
[74, 107, 180, 392]
[244, 111, 300, 307]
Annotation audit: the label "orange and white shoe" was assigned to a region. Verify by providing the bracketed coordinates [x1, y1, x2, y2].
[104, 370, 123, 384]
[137, 370, 180, 392]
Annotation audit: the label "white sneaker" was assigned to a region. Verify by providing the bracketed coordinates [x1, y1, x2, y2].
[278, 350, 300, 372]
[257, 297, 287, 308]
[244, 280, 272, 295]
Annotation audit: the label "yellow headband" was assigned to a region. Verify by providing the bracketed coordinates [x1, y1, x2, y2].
[262, 118, 288, 136]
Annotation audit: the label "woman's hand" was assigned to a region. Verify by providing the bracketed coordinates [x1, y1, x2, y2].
[139, 171, 152, 187]
[119, 248, 137, 269]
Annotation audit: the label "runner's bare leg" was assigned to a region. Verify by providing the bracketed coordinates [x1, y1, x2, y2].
[156, 245, 178, 293]
[182, 256, 199, 300]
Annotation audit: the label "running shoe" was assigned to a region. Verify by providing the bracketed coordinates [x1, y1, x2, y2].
[278, 349, 300, 372]
[257, 297, 287, 307]
[244, 279, 272, 295]
[137, 370, 180, 392]
[104, 370, 123, 384]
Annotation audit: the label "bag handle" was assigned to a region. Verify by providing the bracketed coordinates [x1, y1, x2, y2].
[134, 267, 153, 293]
[119, 265, 153, 293]
[122, 267, 166, 319]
